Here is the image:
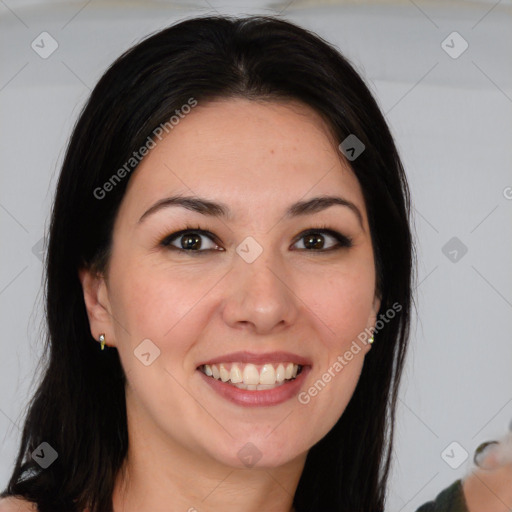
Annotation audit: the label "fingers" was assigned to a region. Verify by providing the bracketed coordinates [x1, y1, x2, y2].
[474, 432, 512, 471]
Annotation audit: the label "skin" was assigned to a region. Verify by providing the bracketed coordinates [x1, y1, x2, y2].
[1, 100, 511, 512]
[80, 98, 381, 512]
[463, 467, 512, 512]
[71, 97, 512, 512]
[462, 443, 512, 512]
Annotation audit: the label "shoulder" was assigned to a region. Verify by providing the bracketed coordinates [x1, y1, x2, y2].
[415, 479, 468, 512]
[0, 497, 38, 512]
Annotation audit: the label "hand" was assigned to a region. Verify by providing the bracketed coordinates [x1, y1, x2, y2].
[462, 432, 512, 512]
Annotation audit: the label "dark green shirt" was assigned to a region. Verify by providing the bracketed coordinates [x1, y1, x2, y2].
[416, 479, 469, 512]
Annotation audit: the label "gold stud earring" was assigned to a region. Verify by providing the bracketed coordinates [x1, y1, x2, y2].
[368, 335, 374, 344]
[99, 333, 106, 350]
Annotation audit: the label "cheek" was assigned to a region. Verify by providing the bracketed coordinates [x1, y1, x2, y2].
[301, 264, 376, 345]
[295, 343, 367, 447]
[110, 249, 376, 353]
[110, 259, 210, 343]
[108, 264, 206, 408]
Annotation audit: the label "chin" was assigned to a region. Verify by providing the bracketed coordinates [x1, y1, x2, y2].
[205, 432, 310, 470]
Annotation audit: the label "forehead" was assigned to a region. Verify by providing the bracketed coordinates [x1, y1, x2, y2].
[119, 97, 366, 224]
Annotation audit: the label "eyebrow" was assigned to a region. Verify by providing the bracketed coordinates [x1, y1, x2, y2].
[138, 194, 364, 228]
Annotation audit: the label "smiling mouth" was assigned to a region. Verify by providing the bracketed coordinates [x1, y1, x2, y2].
[198, 362, 304, 390]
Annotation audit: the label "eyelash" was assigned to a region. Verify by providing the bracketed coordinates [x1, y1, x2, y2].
[159, 223, 353, 255]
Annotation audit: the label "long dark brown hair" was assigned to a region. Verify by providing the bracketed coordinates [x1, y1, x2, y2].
[1, 14, 415, 512]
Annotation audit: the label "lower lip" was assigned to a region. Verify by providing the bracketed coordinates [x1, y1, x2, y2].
[198, 367, 310, 407]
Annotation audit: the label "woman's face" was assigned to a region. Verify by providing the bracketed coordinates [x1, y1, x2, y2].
[82, 98, 380, 470]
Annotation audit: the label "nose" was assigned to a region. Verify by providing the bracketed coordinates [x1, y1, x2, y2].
[221, 248, 300, 335]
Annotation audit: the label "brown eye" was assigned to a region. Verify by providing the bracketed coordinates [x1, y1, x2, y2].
[160, 226, 352, 255]
[161, 229, 221, 253]
[293, 229, 353, 251]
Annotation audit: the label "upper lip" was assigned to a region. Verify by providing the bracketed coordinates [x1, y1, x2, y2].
[196, 351, 312, 368]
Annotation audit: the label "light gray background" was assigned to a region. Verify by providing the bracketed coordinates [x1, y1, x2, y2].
[1, 1, 511, 510]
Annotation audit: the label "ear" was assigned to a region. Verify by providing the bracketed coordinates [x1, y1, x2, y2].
[363, 293, 382, 354]
[370, 293, 382, 321]
[78, 267, 116, 349]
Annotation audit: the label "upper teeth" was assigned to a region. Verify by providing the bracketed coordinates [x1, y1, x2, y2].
[202, 362, 301, 386]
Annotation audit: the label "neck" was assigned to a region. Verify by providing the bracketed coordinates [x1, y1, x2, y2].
[113, 449, 303, 512]
[113, 460, 301, 512]
[112, 391, 305, 512]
